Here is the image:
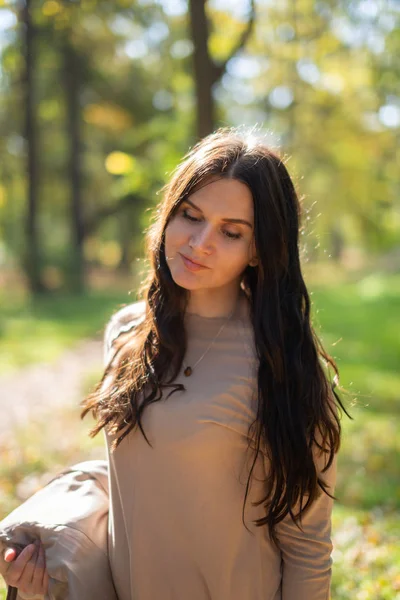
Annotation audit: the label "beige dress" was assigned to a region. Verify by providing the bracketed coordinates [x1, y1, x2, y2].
[103, 291, 337, 600]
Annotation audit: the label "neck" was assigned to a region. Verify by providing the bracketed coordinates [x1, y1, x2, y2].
[185, 284, 243, 319]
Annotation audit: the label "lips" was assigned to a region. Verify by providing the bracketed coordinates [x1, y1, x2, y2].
[179, 253, 208, 271]
[181, 253, 206, 267]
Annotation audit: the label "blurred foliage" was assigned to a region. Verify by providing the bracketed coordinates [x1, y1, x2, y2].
[331, 505, 400, 600]
[0, 0, 399, 291]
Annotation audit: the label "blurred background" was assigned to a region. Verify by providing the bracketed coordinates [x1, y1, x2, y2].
[0, 1, 399, 598]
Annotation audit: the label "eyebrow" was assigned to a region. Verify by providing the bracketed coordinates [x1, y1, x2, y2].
[183, 198, 253, 229]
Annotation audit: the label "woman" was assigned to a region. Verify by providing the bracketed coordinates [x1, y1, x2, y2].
[4, 127, 348, 599]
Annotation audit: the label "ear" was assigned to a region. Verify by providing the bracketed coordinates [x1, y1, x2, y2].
[249, 238, 258, 267]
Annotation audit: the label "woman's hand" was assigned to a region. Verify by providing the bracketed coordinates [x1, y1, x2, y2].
[2, 541, 49, 598]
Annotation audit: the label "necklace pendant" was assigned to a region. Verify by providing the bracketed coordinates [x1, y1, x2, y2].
[184, 366, 192, 377]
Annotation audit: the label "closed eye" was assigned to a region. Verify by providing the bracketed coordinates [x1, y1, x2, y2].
[182, 209, 200, 223]
[181, 209, 242, 240]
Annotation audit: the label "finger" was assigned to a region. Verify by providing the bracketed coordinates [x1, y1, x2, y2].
[6, 544, 36, 585]
[16, 545, 38, 589]
[31, 543, 46, 594]
[42, 566, 50, 592]
[4, 547, 17, 562]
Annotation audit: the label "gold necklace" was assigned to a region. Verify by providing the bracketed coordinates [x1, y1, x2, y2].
[183, 304, 236, 377]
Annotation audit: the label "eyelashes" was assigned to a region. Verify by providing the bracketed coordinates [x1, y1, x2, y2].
[181, 209, 242, 240]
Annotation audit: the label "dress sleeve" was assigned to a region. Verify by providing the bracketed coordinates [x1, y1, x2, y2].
[276, 435, 337, 600]
[103, 301, 146, 367]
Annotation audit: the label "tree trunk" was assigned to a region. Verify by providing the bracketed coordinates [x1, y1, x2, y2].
[62, 41, 85, 293]
[188, 0, 215, 138]
[22, 0, 45, 293]
[188, 0, 256, 139]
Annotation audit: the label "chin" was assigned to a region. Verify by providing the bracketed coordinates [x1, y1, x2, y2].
[174, 274, 202, 291]
[167, 265, 196, 288]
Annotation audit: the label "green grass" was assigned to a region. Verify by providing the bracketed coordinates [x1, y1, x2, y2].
[308, 271, 400, 512]
[0, 288, 136, 375]
[1, 268, 400, 599]
[309, 270, 400, 414]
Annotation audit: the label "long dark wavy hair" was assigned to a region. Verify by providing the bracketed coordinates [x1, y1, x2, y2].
[81, 126, 351, 547]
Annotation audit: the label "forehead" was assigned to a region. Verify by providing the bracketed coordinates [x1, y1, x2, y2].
[188, 177, 254, 219]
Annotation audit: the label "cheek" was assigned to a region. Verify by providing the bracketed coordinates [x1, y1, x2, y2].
[217, 239, 251, 271]
[164, 220, 184, 251]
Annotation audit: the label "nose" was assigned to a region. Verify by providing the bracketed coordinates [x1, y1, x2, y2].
[189, 223, 214, 254]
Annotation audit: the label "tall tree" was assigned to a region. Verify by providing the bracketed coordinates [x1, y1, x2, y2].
[21, 0, 45, 293]
[62, 39, 85, 293]
[188, 0, 256, 138]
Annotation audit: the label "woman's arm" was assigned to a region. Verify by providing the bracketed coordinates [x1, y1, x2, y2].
[276, 438, 337, 600]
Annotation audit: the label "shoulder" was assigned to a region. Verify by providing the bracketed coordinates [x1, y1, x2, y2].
[103, 300, 146, 366]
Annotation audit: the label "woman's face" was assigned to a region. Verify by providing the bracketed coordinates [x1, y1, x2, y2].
[164, 177, 257, 292]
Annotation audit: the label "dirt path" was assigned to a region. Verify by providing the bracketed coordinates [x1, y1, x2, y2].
[0, 339, 104, 440]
